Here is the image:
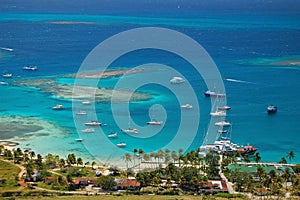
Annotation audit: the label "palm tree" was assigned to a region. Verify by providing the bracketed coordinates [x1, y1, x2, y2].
[59, 158, 65, 168]
[0, 145, 4, 154]
[244, 154, 250, 163]
[138, 149, 144, 167]
[279, 157, 287, 164]
[133, 148, 138, 166]
[142, 153, 150, 168]
[287, 151, 295, 163]
[282, 167, 291, 190]
[149, 152, 155, 168]
[254, 152, 261, 163]
[29, 151, 35, 161]
[91, 161, 96, 169]
[122, 153, 132, 170]
[77, 157, 83, 166]
[256, 165, 266, 182]
[178, 148, 183, 168]
[171, 150, 178, 165]
[157, 149, 164, 163]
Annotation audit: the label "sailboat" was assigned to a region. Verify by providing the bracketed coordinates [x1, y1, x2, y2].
[122, 115, 139, 134]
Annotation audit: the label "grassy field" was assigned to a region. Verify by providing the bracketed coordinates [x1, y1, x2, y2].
[8, 194, 247, 200]
[0, 160, 20, 190]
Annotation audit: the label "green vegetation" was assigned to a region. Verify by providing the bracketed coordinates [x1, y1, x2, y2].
[95, 176, 116, 191]
[0, 194, 249, 200]
[1, 144, 300, 199]
[0, 160, 20, 190]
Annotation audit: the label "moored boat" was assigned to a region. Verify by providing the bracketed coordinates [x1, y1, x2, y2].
[122, 128, 139, 134]
[117, 142, 126, 147]
[210, 110, 226, 117]
[237, 145, 258, 155]
[215, 120, 231, 127]
[2, 73, 12, 78]
[108, 133, 118, 138]
[23, 66, 38, 71]
[0, 81, 8, 85]
[75, 138, 84, 142]
[217, 129, 228, 134]
[82, 101, 92, 105]
[82, 128, 95, 133]
[217, 106, 231, 111]
[267, 105, 277, 114]
[84, 121, 101, 126]
[181, 104, 192, 109]
[147, 120, 163, 125]
[204, 90, 225, 97]
[76, 110, 87, 115]
[170, 76, 185, 84]
[52, 104, 64, 110]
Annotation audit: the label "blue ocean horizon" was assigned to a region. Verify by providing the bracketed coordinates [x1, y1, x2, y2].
[0, 1, 300, 165]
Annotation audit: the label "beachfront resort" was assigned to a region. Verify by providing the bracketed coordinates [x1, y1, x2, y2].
[1, 143, 300, 199]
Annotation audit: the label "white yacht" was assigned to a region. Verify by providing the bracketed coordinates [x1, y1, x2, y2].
[215, 120, 231, 127]
[210, 110, 226, 117]
[82, 101, 92, 105]
[2, 73, 12, 78]
[181, 104, 193, 109]
[0, 81, 8, 85]
[147, 120, 163, 125]
[217, 129, 228, 134]
[170, 76, 185, 84]
[108, 133, 118, 138]
[75, 138, 84, 142]
[117, 142, 126, 147]
[84, 121, 101, 126]
[23, 66, 38, 71]
[76, 110, 87, 115]
[81, 128, 95, 133]
[217, 105, 231, 111]
[204, 90, 225, 97]
[122, 128, 139, 134]
[52, 104, 64, 110]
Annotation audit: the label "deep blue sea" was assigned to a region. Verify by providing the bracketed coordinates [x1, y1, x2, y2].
[0, 0, 300, 165]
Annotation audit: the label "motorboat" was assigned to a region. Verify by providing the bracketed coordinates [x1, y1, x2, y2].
[147, 120, 163, 125]
[170, 76, 185, 84]
[217, 106, 231, 111]
[2, 73, 12, 78]
[82, 101, 92, 105]
[84, 121, 101, 126]
[0, 81, 8, 85]
[181, 104, 192, 109]
[237, 145, 258, 155]
[75, 138, 84, 142]
[108, 133, 118, 138]
[204, 90, 225, 97]
[52, 104, 64, 110]
[122, 128, 139, 134]
[267, 105, 277, 114]
[210, 110, 226, 117]
[76, 110, 87, 115]
[215, 120, 231, 127]
[217, 129, 228, 134]
[117, 142, 126, 147]
[81, 128, 95, 133]
[23, 66, 38, 71]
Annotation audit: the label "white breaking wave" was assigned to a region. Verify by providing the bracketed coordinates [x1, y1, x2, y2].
[0, 47, 13, 52]
[225, 78, 253, 84]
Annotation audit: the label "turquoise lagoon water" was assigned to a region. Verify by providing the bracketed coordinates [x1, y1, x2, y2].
[0, 1, 300, 165]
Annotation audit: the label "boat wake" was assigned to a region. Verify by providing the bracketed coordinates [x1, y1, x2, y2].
[0, 47, 13, 52]
[224, 78, 253, 84]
